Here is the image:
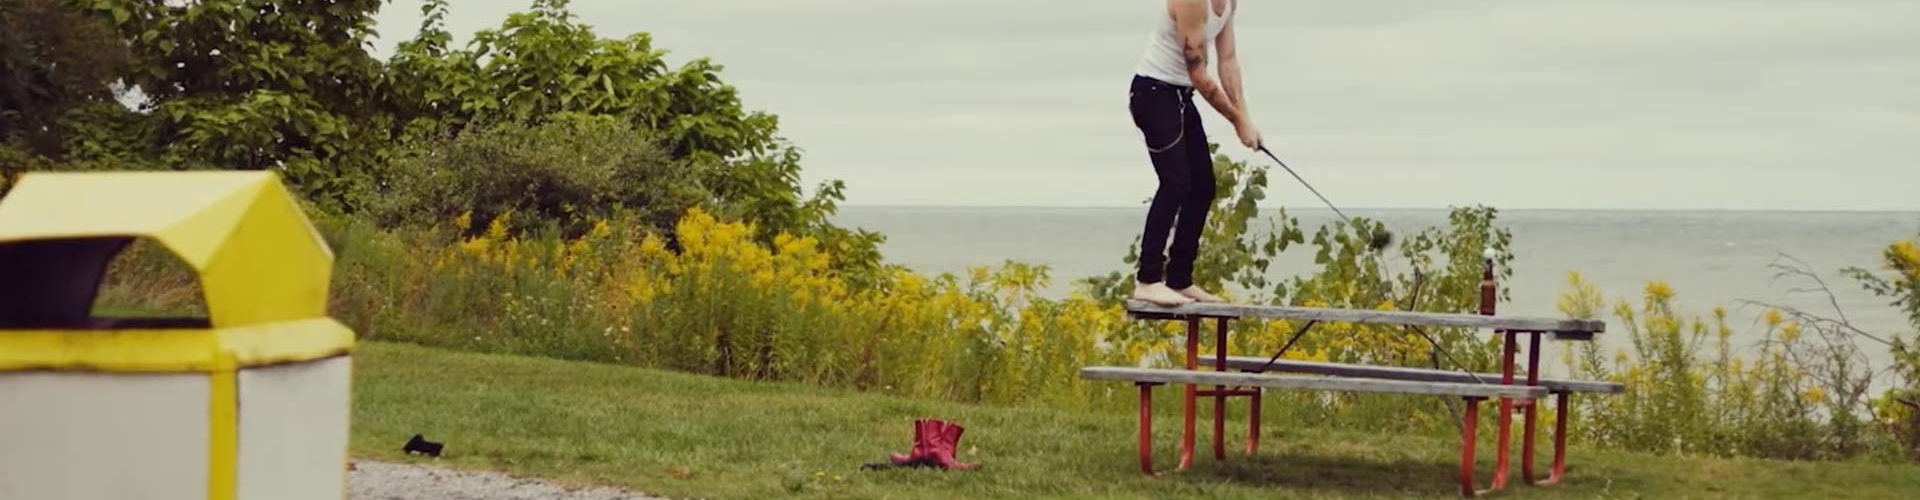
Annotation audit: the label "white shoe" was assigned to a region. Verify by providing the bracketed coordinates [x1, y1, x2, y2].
[1175, 286, 1225, 303]
[1133, 281, 1194, 306]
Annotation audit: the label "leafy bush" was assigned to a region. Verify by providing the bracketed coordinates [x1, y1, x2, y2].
[372, 114, 693, 238]
[382, 0, 885, 273]
[0, 142, 29, 195]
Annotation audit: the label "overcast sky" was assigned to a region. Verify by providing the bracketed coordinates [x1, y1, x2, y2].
[371, 1, 1919, 210]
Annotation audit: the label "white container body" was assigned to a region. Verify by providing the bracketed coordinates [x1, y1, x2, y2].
[0, 356, 351, 500]
[237, 356, 352, 500]
[0, 372, 212, 500]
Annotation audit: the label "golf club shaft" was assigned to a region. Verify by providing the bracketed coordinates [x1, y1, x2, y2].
[1256, 145, 1354, 225]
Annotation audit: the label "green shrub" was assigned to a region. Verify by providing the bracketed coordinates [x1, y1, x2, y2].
[371, 114, 693, 238]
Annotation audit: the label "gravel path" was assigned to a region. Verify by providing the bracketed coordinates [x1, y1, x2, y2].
[350, 461, 666, 500]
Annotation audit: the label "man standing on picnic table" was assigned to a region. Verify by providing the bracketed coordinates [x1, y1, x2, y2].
[1129, 0, 1261, 306]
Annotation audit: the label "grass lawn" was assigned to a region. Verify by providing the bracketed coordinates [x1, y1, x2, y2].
[350, 342, 1920, 499]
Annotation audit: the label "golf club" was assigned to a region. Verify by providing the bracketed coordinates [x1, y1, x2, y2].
[1255, 144, 1394, 251]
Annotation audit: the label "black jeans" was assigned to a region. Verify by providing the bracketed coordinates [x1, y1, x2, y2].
[1128, 75, 1215, 290]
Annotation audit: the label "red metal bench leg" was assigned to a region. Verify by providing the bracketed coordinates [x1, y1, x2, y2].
[1180, 317, 1198, 471]
[1492, 401, 1512, 493]
[1491, 331, 1515, 492]
[1213, 317, 1228, 461]
[1139, 383, 1157, 474]
[1522, 332, 1540, 484]
[1533, 392, 1570, 486]
[1461, 397, 1482, 497]
[1521, 401, 1536, 483]
[1247, 389, 1261, 455]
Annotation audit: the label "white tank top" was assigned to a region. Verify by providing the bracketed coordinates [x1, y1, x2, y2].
[1135, 0, 1234, 87]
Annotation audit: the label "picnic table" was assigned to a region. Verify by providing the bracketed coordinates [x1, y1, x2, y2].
[1081, 260, 1622, 497]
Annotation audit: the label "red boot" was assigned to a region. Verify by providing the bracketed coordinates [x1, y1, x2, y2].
[928, 420, 980, 471]
[887, 419, 938, 466]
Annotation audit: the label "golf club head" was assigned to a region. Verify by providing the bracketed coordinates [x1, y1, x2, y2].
[1368, 230, 1395, 252]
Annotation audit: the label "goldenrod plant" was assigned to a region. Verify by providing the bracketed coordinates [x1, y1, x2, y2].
[1852, 239, 1920, 459]
[1564, 237, 1920, 461]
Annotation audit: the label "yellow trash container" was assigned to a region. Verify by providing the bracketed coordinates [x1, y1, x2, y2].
[0, 171, 354, 500]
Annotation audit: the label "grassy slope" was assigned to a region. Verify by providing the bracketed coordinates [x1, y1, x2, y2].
[350, 342, 1920, 499]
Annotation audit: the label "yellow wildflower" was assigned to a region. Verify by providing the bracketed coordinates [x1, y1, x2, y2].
[485, 212, 512, 241]
[1802, 387, 1827, 404]
[1891, 240, 1920, 281]
[1644, 281, 1674, 301]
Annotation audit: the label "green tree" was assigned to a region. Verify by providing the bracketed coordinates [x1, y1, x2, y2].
[76, 0, 392, 210]
[0, 0, 140, 193]
[8, 0, 879, 273]
[0, 0, 129, 146]
[382, 0, 881, 272]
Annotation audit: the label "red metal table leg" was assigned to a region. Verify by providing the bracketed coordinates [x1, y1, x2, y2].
[1180, 317, 1198, 471]
[1213, 317, 1228, 461]
[1460, 397, 1482, 497]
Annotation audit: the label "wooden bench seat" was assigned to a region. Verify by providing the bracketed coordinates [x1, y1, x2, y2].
[1081, 366, 1547, 399]
[1217, 357, 1625, 394]
[1083, 364, 1541, 495]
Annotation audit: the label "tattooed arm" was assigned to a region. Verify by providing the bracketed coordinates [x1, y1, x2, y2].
[1171, 0, 1260, 148]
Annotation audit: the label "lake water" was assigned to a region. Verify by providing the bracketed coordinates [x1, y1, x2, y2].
[836, 207, 1920, 376]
